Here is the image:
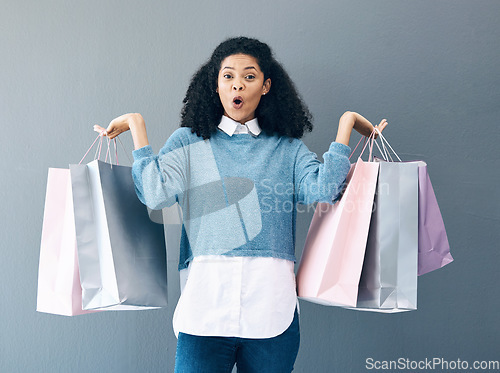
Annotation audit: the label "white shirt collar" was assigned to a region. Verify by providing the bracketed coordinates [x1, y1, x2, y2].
[217, 115, 262, 137]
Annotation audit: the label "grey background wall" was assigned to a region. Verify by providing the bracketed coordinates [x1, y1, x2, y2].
[1, 1, 499, 372]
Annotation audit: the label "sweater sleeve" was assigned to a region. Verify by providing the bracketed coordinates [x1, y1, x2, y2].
[131, 128, 188, 210]
[294, 140, 351, 205]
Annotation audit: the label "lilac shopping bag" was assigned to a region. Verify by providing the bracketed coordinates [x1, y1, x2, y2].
[417, 163, 453, 275]
[36, 168, 97, 316]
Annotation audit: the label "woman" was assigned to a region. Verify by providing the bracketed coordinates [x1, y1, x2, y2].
[96, 36, 387, 373]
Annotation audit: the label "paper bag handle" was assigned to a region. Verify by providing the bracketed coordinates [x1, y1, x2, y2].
[78, 130, 130, 166]
[349, 128, 402, 163]
[372, 128, 402, 162]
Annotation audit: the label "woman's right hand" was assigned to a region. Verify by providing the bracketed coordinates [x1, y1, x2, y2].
[94, 113, 149, 149]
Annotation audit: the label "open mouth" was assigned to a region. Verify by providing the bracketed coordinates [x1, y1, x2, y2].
[232, 96, 244, 109]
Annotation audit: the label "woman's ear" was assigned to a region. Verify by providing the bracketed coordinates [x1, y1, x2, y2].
[262, 78, 271, 95]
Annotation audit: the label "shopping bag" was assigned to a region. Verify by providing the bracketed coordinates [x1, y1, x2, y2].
[70, 159, 168, 310]
[416, 163, 453, 275]
[353, 144, 419, 312]
[373, 155, 453, 276]
[297, 149, 380, 307]
[36, 168, 97, 316]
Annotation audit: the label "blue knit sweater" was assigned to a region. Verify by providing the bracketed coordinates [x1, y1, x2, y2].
[132, 125, 351, 270]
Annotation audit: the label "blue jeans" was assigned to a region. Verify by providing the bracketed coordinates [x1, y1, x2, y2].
[174, 308, 300, 373]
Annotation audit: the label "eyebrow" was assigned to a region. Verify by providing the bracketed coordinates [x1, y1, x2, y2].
[222, 66, 258, 71]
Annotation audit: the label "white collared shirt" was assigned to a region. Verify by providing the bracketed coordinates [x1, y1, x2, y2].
[217, 115, 262, 137]
[172, 116, 299, 339]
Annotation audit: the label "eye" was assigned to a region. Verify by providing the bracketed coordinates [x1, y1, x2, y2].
[245, 75, 256, 80]
[223, 73, 232, 79]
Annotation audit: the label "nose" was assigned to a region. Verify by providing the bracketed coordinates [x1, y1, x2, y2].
[232, 80, 244, 91]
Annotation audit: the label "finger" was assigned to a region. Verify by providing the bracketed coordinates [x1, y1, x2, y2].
[106, 121, 115, 133]
[106, 129, 116, 139]
[376, 119, 388, 134]
[93, 125, 107, 136]
[108, 128, 122, 139]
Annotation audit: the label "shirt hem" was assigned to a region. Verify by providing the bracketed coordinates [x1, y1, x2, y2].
[179, 251, 296, 271]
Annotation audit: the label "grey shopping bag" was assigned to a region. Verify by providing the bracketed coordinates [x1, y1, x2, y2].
[353, 161, 419, 312]
[70, 159, 168, 310]
[375, 159, 453, 276]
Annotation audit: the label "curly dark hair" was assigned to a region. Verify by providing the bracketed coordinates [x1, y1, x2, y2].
[180, 36, 313, 140]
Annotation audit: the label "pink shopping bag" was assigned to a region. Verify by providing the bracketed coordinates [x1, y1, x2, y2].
[36, 168, 96, 316]
[297, 155, 379, 307]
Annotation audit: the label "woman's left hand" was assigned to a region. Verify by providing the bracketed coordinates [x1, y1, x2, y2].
[344, 111, 388, 138]
[355, 117, 388, 138]
[336, 111, 388, 146]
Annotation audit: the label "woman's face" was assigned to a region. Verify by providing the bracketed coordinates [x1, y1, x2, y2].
[217, 54, 271, 124]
